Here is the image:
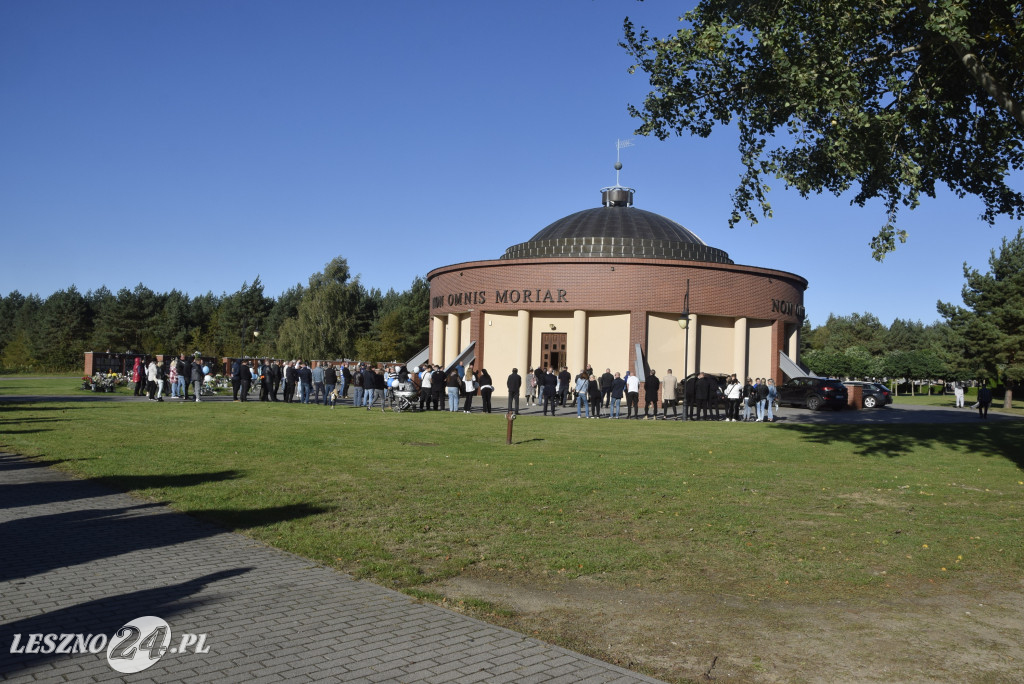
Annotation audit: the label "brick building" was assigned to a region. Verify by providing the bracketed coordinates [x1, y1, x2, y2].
[426, 185, 807, 389]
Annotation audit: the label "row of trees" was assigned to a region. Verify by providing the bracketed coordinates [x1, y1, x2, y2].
[800, 229, 1023, 405]
[0, 257, 429, 373]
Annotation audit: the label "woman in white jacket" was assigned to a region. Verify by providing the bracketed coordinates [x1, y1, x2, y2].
[724, 375, 742, 422]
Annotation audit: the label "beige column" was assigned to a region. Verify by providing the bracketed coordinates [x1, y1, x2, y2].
[431, 316, 445, 366]
[517, 310, 530, 374]
[733, 317, 748, 380]
[788, 324, 800, 365]
[570, 310, 587, 372]
[445, 313, 461, 367]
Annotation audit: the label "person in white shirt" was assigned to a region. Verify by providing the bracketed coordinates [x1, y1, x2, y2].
[724, 375, 742, 421]
[625, 372, 640, 419]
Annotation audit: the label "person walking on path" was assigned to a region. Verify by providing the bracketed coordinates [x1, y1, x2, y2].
[977, 381, 993, 419]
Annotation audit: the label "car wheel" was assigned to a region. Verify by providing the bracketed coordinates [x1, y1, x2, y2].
[805, 394, 822, 411]
[863, 395, 877, 408]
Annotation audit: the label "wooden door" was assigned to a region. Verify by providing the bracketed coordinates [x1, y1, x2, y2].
[540, 333, 566, 370]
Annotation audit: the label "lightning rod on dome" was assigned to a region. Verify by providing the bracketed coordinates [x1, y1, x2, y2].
[614, 138, 633, 187]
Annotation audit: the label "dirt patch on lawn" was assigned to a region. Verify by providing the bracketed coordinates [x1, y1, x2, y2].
[426, 572, 1024, 682]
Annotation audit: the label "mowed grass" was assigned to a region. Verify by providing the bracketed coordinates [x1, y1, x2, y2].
[892, 390, 1021, 416]
[0, 376, 98, 397]
[2, 398, 1022, 604]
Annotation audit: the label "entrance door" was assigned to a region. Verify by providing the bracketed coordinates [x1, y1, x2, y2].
[540, 333, 566, 370]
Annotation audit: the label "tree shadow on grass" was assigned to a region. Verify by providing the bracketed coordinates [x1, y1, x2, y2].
[0, 469, 245, 510]
[776, 421, 1024, 467]
[0, 568, 252, 676]
[0, 452, 81, 471]
[0, 501, 330, 583]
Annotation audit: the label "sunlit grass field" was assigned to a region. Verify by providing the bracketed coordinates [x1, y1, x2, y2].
[2, 393, 1022, 606]
[0, 376, 97, 397]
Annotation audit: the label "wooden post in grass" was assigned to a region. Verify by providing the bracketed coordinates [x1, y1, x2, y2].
[505, 411, 516, 445]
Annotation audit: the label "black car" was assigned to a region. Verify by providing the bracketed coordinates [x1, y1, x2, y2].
[778, 377, 848, 411]
[844, 381, 892, 408]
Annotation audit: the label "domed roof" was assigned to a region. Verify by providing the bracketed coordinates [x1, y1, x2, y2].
[501, 187, 732, 263]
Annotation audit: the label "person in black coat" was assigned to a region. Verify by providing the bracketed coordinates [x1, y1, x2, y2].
[558, 368, 572, 406]
[373, 368, 387, 410]
[543, 368, 558, 415]
[362, 366, 378, 408]
[977, 380, 993, 419]
[506, 368, 522, 414]
[430, 365, 445, 410]
[478, 369, 493, 413]
[600, 369, 615, 407]
[181, 357, 193, 400]
[323, 364, 338, 405]
[644, 370, 660, 419]
[230, 359, 242, 401]
[684, 375, 697, 419]
[284, 362, 297, 403]
[340, 364, 352, 398]
[694, 372, 710, 420]
[587, 374, 602, 418]
[239, 363, 253, 401]
[610, 372, 626, 418]
[534, 367, 546, 403]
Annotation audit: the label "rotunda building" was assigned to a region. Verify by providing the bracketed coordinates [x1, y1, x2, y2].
[426, 184, 807, 397]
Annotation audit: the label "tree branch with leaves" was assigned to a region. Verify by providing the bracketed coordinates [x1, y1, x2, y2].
[623, 0, 1024, 259]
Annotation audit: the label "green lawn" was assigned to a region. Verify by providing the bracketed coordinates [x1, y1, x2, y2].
[0, 376, 112, 397]
[890, 390, 1021, 416]
[2, 398, 1021, 604]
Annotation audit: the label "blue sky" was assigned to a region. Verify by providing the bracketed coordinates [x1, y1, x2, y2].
[1, 0, 1019, 328]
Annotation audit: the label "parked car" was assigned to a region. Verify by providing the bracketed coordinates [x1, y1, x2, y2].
[777, 377, 848, 411]
[844, 381, 892, 408]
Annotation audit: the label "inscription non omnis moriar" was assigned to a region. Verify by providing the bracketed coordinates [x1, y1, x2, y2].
[432, 289, 569, 309]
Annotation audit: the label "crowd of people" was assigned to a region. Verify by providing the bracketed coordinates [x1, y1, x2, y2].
[128, 353, 784, 422]
[511, 366, 781, 421]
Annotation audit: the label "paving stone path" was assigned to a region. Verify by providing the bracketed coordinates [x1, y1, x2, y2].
[0, 453, 662, 683]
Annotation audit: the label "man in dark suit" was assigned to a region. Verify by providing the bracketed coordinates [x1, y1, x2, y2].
[230, 358, 242, 401]
[644, 370, 660, 419]
[543, 368, 558, 415]
[506, 368, 522, 414]
[557, 367, 571, 406]
[362, 365, 378, 408]
[694, 371, 710, 420]
[600, 368, 615, 407]
[239, 362, 253, 401]
[430, 365, 445, 410]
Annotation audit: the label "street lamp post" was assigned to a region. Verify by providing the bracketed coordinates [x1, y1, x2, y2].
[240, 318, 248, 361]
[678, 279, 691, 422]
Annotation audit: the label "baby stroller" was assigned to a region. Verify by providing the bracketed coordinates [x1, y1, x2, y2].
[389, 381, 418, 412]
